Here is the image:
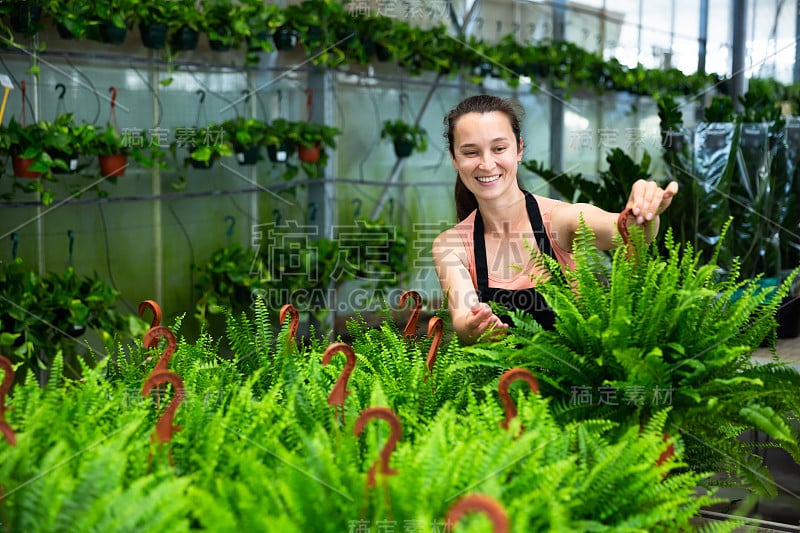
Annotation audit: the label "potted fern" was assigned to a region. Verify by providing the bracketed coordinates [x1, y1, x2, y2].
[490, 221, 800, 497]
[380, 119, 427, 158]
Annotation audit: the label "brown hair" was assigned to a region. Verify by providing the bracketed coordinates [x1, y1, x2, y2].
[444, 95, 524, 221]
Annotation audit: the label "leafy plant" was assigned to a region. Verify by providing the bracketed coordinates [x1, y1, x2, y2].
[194, 243, 269, 326]
[89, 0, 135, 31]
[380, 119, 427, 157]
[47, 0, 95, 38]
[200, 0, 241, 50]
[168, 123, 232, 173]
[0, 257, 139, 378]
[237, 0, 282, 59]
[488, 220, 800, 496]
[221, 116, 268, 151]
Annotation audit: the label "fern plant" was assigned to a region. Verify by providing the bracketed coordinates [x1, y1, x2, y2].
[489, 220, 800, 496]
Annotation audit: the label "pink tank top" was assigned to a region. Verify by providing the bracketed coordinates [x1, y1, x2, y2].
[453, 195, 575, 289]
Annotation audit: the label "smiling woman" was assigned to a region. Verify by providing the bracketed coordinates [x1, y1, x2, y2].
[432, 94, 678, 344]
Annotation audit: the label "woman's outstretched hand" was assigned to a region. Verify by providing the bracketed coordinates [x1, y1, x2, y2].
[463, 302, 508, 342]
[626, 179, 679, 225]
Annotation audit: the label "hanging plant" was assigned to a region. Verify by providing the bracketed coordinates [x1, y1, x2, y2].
[284, 120, 340, 175]
[132, 1, 177, 49]
[90, 0, 134, 45]
[87, 124, 131, 177]
[167, 0, 203, 52]
[170, 123, 233, 171]
[221, 117, 268, 166]
[380, 119, 427, 158]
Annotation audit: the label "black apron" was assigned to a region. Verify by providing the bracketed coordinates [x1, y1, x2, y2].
[473, 190, 557, 330]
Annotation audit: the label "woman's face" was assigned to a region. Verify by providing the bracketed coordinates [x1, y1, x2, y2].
[450, 111, 522, 201]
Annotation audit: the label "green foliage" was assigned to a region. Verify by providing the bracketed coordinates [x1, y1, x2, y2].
[220, 116, 268, 150]
[0, 257, 138, 376]
[490, 220, 800, 495]
[380, 119, 428, 155]
[193, 243, 269, 325]
[656, 87, 800, 278]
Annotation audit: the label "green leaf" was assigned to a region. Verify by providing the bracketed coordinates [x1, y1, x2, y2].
[0, 332, 20, 345]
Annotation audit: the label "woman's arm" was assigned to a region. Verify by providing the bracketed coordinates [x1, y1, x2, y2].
[550, 179, 679, 251]
[432, 228, 507, 344]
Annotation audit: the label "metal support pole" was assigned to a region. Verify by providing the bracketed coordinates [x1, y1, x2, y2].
[794, 0, 800, 82]
[306, 66, 335, 335]
[150, 50, 163, 306]
[698, 0, 709, 76]
[731, 0, 747, 111]
[307, 66, 335, 239]
[550, 0, 567, 177]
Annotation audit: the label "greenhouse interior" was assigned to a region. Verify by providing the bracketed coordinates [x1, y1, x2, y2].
[2, 0, 800, 530]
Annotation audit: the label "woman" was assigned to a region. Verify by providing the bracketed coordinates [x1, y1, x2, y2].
[432, 95, 678, 344]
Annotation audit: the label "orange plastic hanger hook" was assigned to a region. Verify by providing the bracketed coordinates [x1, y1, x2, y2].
[0, 355, 16, 447]
[143, 325, 177, 374]
[446, 494, 509, 533]
[141, 370, 185, 465]
[498, 367, 539, 430]
[353, 406, 402, 488]
[617, 207, 649, 260]
[20, 80, 26, 126]
[322, 342, 357, 422]
[138, 299, 162, 329]
[305, 87, 313, 119]
[424, 316, 443, 384]
[279, 303, 299, 343]
[399, 290, 422, 339]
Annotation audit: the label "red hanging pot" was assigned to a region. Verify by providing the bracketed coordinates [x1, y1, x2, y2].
[12, 155, 41, 179]
[298, 143, 320, 163]
[99, 154, 128, 177]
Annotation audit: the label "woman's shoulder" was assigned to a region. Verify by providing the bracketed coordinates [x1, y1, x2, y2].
[531, 193, 566, 212]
